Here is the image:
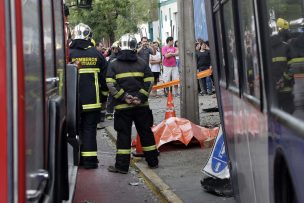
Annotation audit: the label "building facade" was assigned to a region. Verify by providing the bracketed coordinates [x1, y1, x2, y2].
[193, 0, 208, 41]
[159, 0, 178, 45]
[138, 0, 208, 45]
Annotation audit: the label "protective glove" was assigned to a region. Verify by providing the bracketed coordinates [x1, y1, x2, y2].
[124, 94, 134, 104]
[132, 97, 141, 105]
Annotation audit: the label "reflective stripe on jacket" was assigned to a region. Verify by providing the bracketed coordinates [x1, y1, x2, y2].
[69, 39, 108, 111]
[106, 50, 154, 110]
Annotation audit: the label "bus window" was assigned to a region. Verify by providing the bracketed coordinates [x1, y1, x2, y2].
[265, 0, 304, 121]
[54, 1, 66, 97]
[223, 1, 239, 88]
[238, 0, 261, 99]
[215, 11, 227, 83]
[42, 0, 55, 80]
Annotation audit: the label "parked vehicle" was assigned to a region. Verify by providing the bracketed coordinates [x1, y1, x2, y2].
[0, 0, 92, 202]
[205, 0, 304, 202]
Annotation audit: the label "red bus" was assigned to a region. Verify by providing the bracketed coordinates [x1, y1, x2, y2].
[0, 0, 80, 202]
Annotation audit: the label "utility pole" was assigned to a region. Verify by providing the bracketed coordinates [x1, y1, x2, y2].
[177, 0, 199, 124]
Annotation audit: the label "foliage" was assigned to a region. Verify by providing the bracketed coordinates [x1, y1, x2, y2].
[267, 0, 302, 21]
[68, 0, 158, 44]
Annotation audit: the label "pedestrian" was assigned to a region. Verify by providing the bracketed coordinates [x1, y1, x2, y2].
[196, 40, 213, 95]
[104, 47, 112, 60]
[105, 41, 120, 120]
[96, 41, 104, 54]
[149, 41, 162, 97]
[69, 23, 108, 169]
[162, 36, 179, 97]
[195, 42, 201, 52]
[137, 36, 155, 65]
[195, 42, 205, 93]
[106, 33, 159, 174]
[197, 38, 204, 45]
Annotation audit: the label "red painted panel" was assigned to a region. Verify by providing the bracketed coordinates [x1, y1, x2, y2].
[0, 0, 8, 202]
[15, 0, 26, 202]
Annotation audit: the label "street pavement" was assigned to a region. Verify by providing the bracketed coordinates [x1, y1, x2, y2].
[73, 90, 235, 203]
[72, 130, 160, 203]
[138, 92, 234, 203]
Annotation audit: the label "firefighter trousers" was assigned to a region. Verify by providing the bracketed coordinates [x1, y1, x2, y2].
[79, 111, 100, 164]
[114, 107, 158, 171]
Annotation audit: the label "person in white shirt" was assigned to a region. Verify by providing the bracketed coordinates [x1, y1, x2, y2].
[149, 41, 162, 97]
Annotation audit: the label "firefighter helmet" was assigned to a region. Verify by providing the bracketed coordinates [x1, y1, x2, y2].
[277, 18, 289, 30]
[73, 23, 92, 40]
[119, 34, 137, 50]
[111, 41, 120, 48]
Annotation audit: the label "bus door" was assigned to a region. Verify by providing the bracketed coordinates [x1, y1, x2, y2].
[43, 0, 69, 201]
[22, 0, 48, 201]
[23, 0, 66, 202]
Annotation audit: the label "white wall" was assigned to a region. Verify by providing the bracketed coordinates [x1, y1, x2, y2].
[152, 20, 160, 42]
[139, 21, 160, 42]
[138, 23, 149, 39]
[136, 1, 178, 45]
[159, 2, 178, 45]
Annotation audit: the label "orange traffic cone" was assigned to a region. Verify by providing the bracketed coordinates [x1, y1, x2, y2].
[164, 91, 176, 119]
[132, 134, 145, 157]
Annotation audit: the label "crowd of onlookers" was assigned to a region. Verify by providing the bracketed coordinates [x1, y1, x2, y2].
[95, 36, 214, 99]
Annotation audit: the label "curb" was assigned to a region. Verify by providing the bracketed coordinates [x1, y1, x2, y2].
[105, 126, 183, 203]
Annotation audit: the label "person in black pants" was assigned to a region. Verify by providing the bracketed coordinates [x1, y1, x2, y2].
[69, 23, 108, 169]
[105, 42, 120, 120]
[196, 41, 213, 95]
[106, 34, 159, 174]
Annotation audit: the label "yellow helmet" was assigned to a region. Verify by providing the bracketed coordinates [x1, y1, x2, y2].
[277, 18, 289, 29]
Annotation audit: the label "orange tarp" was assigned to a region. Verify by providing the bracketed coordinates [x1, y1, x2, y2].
[152, 117, 219, 149]
[152, 69, 212, 90]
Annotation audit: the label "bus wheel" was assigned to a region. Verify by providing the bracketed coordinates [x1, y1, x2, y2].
[274, 153, 297, 203]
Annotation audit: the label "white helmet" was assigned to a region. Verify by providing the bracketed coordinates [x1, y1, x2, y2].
[73, 23, 92, 40]
[119, 33, 137, 50]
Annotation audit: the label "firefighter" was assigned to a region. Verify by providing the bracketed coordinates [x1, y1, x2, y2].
[287, 33, 304, 114]
[106, 33, 159, 174]
[276, 18, 291, 42]
[69, 23, 108, 169]
[105, 41, 121, 120]
[270, 33, 294, 113]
